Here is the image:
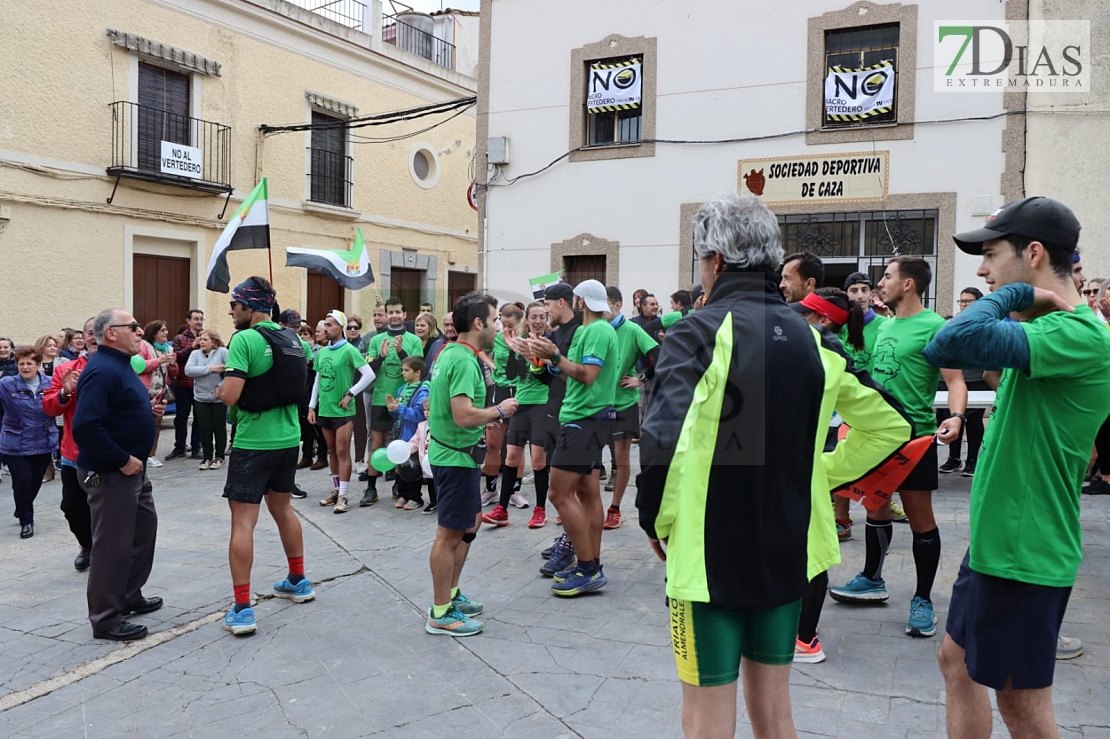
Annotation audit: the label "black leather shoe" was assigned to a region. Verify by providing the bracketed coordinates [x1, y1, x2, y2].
[20, 524, 33, 539]
[94, 621, 148, 641]
[124, 596, 164, 615]
[190, 451, 203, 460]
[165, 449, 186, 461]
[74, 549, 90, 571]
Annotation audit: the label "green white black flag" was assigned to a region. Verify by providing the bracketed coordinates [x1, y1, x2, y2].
[206, 179, 270, 293]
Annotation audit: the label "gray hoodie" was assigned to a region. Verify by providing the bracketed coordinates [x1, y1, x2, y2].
[184, 347, 228, 403]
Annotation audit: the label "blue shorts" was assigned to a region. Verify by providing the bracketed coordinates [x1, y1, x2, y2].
[946, 550, 1071, 690]
[431, 465, 481, 531]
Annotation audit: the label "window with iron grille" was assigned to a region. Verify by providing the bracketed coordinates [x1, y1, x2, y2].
[563, 255, 607, 287]
[586, 57, 643, 147]
[778, 209, 939, 306]
[824, 23, 899, 127]
[309, 110, 351, 207]
[137, 62, 190, 173]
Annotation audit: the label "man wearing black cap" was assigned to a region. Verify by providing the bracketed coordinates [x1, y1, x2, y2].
[924, 197, 1110, 737]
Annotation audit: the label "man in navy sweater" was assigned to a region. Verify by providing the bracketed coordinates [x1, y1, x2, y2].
[73, 309, 166, 641]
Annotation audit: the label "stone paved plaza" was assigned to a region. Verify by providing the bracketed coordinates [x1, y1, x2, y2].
[2, 429, 1109, 738]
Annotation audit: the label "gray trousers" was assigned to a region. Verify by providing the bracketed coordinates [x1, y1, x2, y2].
[80, 467, 158, 634]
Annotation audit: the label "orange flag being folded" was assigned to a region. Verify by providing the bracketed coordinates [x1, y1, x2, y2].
[832, 432, 935, 511]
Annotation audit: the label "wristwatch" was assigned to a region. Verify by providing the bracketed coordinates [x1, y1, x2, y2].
[550, 352, 561, 366]
[950, 412, 967, 422]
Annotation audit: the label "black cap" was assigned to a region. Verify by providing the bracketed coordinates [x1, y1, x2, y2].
[844, 272, 871, 290]
[277, 309, 302, 326]
[544, 283, 574, 302]
[953, 196, 1081, 255]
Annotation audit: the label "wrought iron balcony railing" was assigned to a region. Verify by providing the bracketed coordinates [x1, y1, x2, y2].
[107, 101, 232, 201]
[383, 13, 455, 70]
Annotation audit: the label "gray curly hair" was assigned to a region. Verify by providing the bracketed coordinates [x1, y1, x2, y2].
[693, 193, 784, 272]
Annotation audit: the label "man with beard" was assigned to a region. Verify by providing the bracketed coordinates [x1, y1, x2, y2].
[830, 257, 968, 639]
[425, 292, 518, 636]
[362, 298, 423, 506]
[216, 277, 314, 635]
[524, 280, 619, 597]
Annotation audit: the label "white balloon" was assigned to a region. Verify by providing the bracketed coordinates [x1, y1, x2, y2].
[386, 439, 411, 464]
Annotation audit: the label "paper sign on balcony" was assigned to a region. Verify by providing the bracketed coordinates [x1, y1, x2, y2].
[160, 141, 203, 179]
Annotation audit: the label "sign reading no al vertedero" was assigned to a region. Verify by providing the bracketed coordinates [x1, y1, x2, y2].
[160, 141, 202, 179]
[586, 59, 641, 113]
[824, 61, 895, 122]
[737, 151, 889, 205]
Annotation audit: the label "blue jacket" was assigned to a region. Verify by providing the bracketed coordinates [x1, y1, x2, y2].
[73, 346, 156, 472]
[388, 381, 429, 442]
[0, 373, 58, 456]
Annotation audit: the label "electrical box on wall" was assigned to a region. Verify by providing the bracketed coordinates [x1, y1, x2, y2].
[487, 137, 510, 165]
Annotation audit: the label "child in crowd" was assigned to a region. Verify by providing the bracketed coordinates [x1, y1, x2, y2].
[386, 356, 430, 510]
[406, 398, 437, 514]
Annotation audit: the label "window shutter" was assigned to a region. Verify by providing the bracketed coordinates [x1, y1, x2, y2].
[310, 111, 346, 206]
[137, 63, 191, 171]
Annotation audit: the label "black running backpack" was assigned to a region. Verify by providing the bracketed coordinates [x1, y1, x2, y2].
[237, 325, 308, 412]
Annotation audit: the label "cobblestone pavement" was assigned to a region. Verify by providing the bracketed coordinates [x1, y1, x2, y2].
[1, 430, 1108, 737]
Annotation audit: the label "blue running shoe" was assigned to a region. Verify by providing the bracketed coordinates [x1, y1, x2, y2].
[223, 606, 256, 635]
[541, 532, 567, 560]
[551, 565, 578, 583]
[829, 573, 889, 603]
[906, 596, 937, 637]
[274, 577, 316, 603]
[539, 535, 575, 577]
[551, 565, 607, 597]
[452, 590, 483, 616]
[426, 605, 484, 636]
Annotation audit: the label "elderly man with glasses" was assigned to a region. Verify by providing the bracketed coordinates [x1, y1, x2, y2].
[72, 309, 167, 641]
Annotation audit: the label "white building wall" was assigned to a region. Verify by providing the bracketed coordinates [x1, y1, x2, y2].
[1026, 0, 1110, 283]
[483, 0, 1012, 314]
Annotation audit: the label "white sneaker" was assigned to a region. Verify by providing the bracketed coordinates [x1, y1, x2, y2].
[509, 492, 530, 509]
[147, 457, 163, 468]
[480, 489, 498, 507]
[355, 462, 368, 475]
[198, 460, 211, 471]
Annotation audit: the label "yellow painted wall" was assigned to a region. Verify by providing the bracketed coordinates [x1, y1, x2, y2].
[0, 0, 478, 344]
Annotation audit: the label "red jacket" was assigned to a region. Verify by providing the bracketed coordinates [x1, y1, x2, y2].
[42, 354, 87, 462]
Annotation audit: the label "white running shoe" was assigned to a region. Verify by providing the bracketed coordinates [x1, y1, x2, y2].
[147, 457, 164, 468]
[509, 492, 530, 509]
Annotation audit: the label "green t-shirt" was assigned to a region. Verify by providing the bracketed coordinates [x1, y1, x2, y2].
[969, 306, 1110, 587]
[428, 342, 486, 468]
[514, 341, 549, 406]
[225, 321, 300, 450]
[298, 337, 313, 362]
[368, 331, 424, 406]
[559, 318, 619, 424]
[613, 316, 658, 411]
[491, 332, 515, 388]
[839, 313, 888, 371]
[868, 310, 945, 436]
[314, 341, 367, 418]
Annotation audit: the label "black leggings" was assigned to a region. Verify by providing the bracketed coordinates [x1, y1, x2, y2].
[797, 570, 829, 644]
[944, 408, 986, 463]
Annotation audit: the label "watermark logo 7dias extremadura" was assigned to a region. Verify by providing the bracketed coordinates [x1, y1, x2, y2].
[933, 20, 1090, 92]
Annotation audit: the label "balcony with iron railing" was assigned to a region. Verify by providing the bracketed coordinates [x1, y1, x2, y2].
[107, 101, 232, 202]
[382, 12, 455, 70]
[308, 147, 354, 209]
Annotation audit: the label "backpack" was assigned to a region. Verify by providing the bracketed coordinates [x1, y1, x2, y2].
[237, 325, 308, 412]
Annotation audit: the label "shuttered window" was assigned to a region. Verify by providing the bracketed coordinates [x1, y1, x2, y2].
[137, 62, 191, 172]
[309, 111, 350, 207]
[563, 255, 607, 286]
